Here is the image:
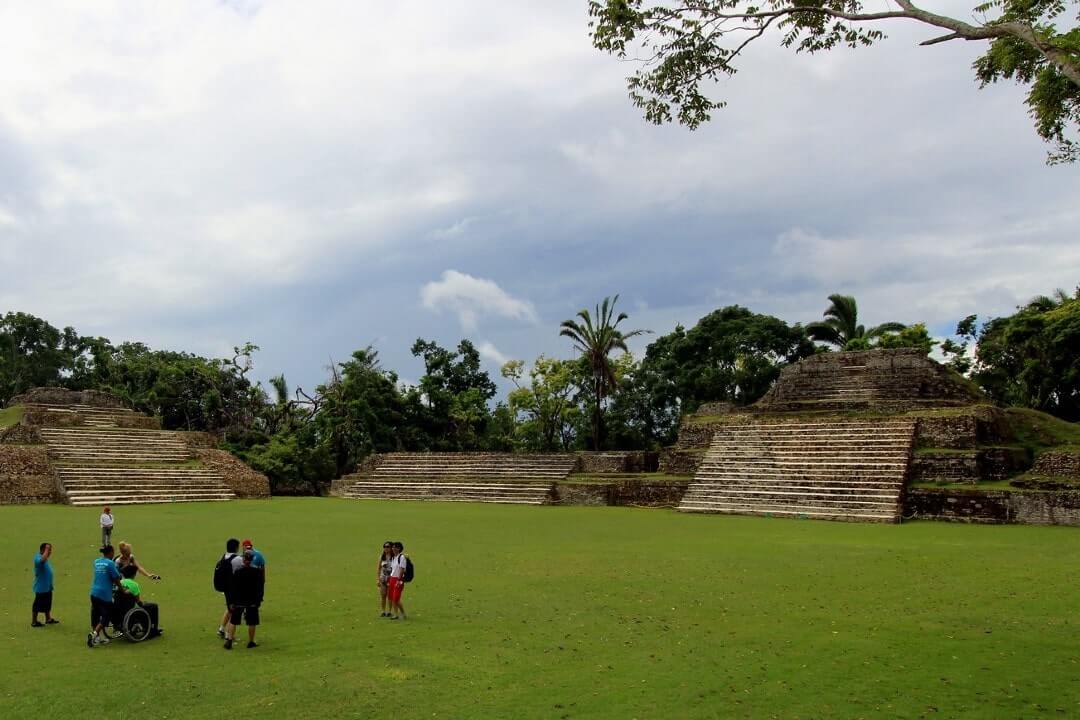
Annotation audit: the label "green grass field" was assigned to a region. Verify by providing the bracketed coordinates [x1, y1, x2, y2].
[3, 499, 1079, 719]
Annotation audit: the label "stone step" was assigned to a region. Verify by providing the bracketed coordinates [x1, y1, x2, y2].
[692, 476, 903, 489]
[45, 439, 179, 447]
[677, 502, 897, 522]
[682, 490, 898, 506]
[345, 494, 544, 504]
[697, 462, 907, 473]
[69, 495, 235, 506]
[350, 482, 551, 491]
[40, 429, 181, 440]
[697, 470, 905, 481]
[711, 429, 913, 438]
[58, 468, 220, 472]
[64, 478, 227, 487]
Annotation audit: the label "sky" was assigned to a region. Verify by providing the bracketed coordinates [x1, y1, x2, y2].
[1, 0, 1077, 396]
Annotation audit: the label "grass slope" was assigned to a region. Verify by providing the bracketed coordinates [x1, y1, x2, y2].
[0, 404, 24, 429]
[2, 499, 1079, 719]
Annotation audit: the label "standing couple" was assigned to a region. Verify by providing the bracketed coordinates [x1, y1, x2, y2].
[377, 541, 410, 620]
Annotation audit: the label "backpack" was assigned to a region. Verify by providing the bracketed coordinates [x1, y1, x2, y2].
[213, 553, 235, 592]
[403, 556, 415, 583]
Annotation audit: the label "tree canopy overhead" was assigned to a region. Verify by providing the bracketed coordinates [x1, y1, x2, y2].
[588, 0, 1080, 163]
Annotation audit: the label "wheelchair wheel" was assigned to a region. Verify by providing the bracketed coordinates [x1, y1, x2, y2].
[121, 606, 153, 643]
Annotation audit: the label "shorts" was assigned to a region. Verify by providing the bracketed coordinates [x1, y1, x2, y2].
[230, 605, 260, 626]
[388, 577, 404, 603]
[33, 591, 53, 613]
[90, 596, 113, 628]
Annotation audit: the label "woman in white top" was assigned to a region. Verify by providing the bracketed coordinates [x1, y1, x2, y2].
[377, 541, 393, 617]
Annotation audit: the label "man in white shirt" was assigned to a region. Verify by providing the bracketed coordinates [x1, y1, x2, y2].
[99, 506, 114, 547]
[387, 541, 408, 621]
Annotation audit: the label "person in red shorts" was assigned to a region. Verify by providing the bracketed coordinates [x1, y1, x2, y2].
[387, 541, 408, 620]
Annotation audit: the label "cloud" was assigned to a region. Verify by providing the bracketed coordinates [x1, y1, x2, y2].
[420, 270, 538, 332]
[477, 341, 510, 367]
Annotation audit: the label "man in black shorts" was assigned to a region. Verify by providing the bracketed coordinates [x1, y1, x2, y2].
[224, 550, 264, 650]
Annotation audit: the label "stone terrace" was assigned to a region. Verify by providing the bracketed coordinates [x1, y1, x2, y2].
[754, 349, 981, 413]
[16, 391, 236, 506]
[342, 453, 577, 504]
[679, 418, 916, 522]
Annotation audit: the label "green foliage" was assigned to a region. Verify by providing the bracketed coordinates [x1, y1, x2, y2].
[972, 1, 1080, 163]
[0, 312, 84, 403]
[873, 322, 936, 354]
[503, 355, 584, 451]
[641, 305, 816, 417]
[313, 348, 409, 476]
[806, 294, 906, 349]
[406, 339, 498, 451]
[589, 0, 1080, 162]
[232, 430, 335, 495]
[970, 289, 1080, 420]
[560, 295, 649, 449]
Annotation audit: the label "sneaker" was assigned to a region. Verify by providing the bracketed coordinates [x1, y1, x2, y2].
[246, 641, 258, 649]
[388, 616, 398, 620]
[93, 636, 110, 646]
[87, 633, 94, 648]
[31, 621, 44, 627]
[224, 638, 233, 650]
[217, 627, 226, 639]
[46, 618, 60, 625]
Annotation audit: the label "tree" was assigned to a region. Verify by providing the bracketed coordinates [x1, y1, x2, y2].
[313, 348, 408, 477]
[560, 295, 649, 450]
[589, 0, 1080, 163]
[969, 287, 1080, 419]
[640, 305, 815, 421]
[502, 356, 584, 451]
[806, 294, 905, 349]
[0, 312, 84, 403]
[407, 339, 497, 451]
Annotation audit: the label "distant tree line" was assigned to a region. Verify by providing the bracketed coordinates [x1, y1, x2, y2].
[3, 287, 1077, 493]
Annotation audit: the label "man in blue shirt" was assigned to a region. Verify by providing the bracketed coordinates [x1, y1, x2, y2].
[241, 539, 266, 577]
[88, 544, 122, 648]
[32, 542, 58, 627]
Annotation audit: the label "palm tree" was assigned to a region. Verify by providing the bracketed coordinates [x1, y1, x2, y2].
[806, 294, 905, 349]
[560, 295, 649, 450]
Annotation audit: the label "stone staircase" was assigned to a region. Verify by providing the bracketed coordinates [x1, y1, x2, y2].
[23, 403, 150, 427]
[678, 419, 916, 522]
[343, 453, 576, 504]
[34, 406, 234, 506]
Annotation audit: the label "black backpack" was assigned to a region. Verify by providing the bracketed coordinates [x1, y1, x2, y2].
[213, 553, 235, 592]
[403, 556, 415, 583]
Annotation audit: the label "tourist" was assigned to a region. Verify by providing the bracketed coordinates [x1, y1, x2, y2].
[388, 541, 408, 620]
[377, 541, 392, 617]
[32, 542, 58, 627]
[224, 550, 264, 649]
[241, 539, 266, 579]
[87, 544, 122, 648]
[215, 538, 241, 639]
[100, 506, 114, 547]
[115, 541, 162, 581]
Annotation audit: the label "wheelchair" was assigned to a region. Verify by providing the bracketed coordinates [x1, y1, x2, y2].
[104, 590, 162, 643]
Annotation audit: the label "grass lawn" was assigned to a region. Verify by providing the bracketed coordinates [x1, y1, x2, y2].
[2, 499, 1080, 719]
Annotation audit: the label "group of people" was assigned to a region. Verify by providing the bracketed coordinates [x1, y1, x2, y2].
[31, 508, 416, 648]
[88, 541, 162, 646]
[215, 538, 267, 649]
[377, 541, 409, 620]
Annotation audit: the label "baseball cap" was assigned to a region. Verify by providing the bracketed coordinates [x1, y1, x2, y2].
[241, 539, 253, 547]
